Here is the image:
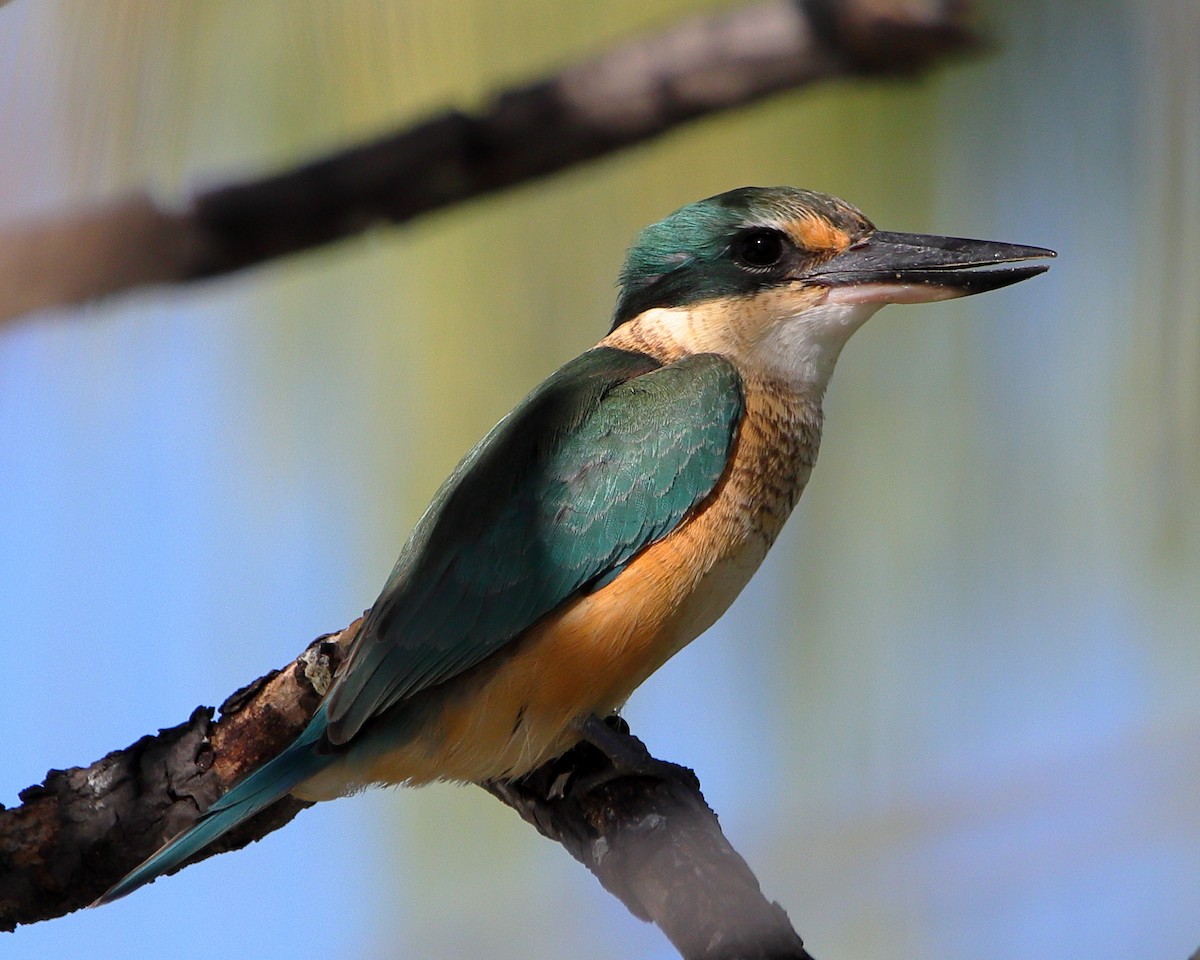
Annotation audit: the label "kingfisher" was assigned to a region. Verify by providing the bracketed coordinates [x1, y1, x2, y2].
[97, 186, 1053, 904]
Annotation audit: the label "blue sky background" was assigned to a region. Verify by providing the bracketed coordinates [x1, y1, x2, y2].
[3, 2, 1199, 959]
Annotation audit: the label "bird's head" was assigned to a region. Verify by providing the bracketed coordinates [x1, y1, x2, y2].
[612, 186, 1054, 389]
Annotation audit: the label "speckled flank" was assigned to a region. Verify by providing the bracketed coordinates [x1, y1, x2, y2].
[296, 302, 826, 798]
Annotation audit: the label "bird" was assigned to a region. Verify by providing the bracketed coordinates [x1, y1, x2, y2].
[96, 186, 1053, 904]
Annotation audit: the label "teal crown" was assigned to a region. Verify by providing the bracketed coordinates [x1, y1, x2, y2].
[612, 186, 870, 329]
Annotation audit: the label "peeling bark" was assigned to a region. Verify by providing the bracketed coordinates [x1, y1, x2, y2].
[0, 627, 351, 928]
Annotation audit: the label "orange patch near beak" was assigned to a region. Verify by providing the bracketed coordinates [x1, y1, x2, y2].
[784, 215, 852, 256]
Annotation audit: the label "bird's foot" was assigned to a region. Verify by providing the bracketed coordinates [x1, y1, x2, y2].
[493, 715, 697, 803]
[571, 714, 694, 790]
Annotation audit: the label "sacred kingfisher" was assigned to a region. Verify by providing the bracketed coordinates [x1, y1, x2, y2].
[97, 186, 1053, 904]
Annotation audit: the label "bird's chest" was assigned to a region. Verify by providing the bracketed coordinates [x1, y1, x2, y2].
[351, 385, 822, 786]
[604, 388, 821, 664]
[486, 388, 821, 732]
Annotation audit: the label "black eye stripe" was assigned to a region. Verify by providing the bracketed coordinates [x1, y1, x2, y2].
[733, 229, 786, 269]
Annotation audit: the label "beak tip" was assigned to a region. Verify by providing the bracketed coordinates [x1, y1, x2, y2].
[970, 260, 1052, 293]
[810, 231, 1056, 303]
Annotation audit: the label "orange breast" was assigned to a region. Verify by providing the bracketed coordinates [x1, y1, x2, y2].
[301, 510, 755, 795]
[294, 370, 821, 801]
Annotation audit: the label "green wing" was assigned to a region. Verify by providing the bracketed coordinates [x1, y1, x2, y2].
[324, 346, 745, 744]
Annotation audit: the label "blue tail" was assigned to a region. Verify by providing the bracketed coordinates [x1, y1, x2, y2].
[94, 706, 334, 906]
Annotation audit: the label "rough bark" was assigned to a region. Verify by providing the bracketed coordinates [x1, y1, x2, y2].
[0, 627, 350, 928]
[1, 624, 811, 959]
[484, 723, 815, 960]
[0, 0, 979, 324]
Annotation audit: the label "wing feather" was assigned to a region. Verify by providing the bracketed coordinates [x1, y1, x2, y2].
[325, 346, 744, 744]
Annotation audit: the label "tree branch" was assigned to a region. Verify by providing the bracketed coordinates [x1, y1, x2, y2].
[0, 625, 351, 929]
[0, 0, 979, 325]
[484, 724, 815, 960]
[1, 621, 811, 959]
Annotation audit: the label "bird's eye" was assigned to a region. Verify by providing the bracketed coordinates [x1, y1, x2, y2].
[733, 229, 786, 269]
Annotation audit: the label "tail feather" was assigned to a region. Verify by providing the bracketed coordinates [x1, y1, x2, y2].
[94, 708, 333, 906]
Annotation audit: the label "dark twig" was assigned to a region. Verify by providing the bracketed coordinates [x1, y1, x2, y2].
[1, 626, 810, 959]
[0, 0, 979, 324]
[484, 719, 814, 960]
[0, 626, 352, 929]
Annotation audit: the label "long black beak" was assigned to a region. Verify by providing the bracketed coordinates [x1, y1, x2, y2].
[809, 231, 1056, 303]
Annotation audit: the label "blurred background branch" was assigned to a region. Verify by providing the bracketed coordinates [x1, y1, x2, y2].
[0, 0, 978, 325]
[4, 1, 1199, 959]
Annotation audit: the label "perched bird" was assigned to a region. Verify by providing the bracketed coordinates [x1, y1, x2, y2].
[97, 186, 1053, 904]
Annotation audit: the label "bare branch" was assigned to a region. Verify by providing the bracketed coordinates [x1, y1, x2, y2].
[0, 0, 979, 325]
[0, 626, 352, 928]
[484, 722, 815, 960]
[1, 624, 811, 959]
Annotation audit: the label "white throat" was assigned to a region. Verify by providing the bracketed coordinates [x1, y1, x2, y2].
[602, 298, 882, 401]
[752, 301, 881, 394]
